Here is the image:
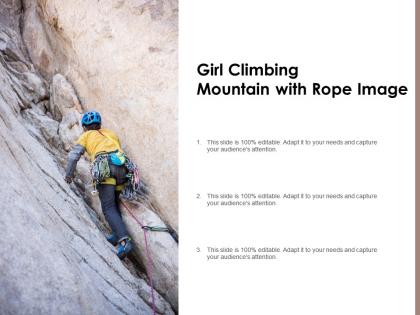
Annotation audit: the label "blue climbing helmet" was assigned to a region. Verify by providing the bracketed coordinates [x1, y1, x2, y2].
[81, 111, 101, 126]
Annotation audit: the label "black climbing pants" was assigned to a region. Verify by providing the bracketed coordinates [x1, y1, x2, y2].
[98, 184, 128, 242]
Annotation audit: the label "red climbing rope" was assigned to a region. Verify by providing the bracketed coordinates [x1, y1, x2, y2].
[120, 201, 157, 315]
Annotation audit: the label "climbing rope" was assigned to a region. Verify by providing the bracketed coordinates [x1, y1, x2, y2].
[120, 201, 157, 315]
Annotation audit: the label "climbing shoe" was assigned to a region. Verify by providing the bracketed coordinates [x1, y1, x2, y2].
[117, 238, 133, 259]
[106, 234, 118, 246]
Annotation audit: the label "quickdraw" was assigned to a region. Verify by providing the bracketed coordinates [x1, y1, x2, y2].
[120, 156, 144, 200]
[91, 153, 111, 183]
[142, 226, 178, 243]
[142, 226, 170, 232]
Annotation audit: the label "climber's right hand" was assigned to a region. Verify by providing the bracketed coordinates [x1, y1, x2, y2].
[64, 175, 73, 184]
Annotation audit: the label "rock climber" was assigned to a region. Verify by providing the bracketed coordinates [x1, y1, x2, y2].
[64, 110, 133, 259]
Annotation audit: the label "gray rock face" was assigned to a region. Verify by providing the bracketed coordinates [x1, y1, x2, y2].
[0, 0, 22, 32]
[47, 73, 179, 310]
[50, 73, 82, 118]
[22, 0, 179, 232]
[50, 73, 84, 150]
[0, 3, 177, 315]
[122, 200, 179, 310]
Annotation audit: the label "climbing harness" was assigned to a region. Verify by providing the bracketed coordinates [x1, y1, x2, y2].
[90, 130, 146, 200]
[120, 201, 157, 315]
[91, 153, 111, 186]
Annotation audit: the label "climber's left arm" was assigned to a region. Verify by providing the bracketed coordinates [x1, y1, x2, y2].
[64, 144, 85, 183]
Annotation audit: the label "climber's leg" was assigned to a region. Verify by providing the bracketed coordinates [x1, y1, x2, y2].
[115, 189, 123, 218]
[109, 164, 127, 218]
[98, 183, 128, 241]
[112, 187, 133, 258]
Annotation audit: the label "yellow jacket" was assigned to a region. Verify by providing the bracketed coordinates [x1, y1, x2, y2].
[75, 128, 124, 188]
[76, 128, 123, 160]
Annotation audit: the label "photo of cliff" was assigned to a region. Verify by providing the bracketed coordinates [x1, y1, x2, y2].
[0, 1, 178, 314]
